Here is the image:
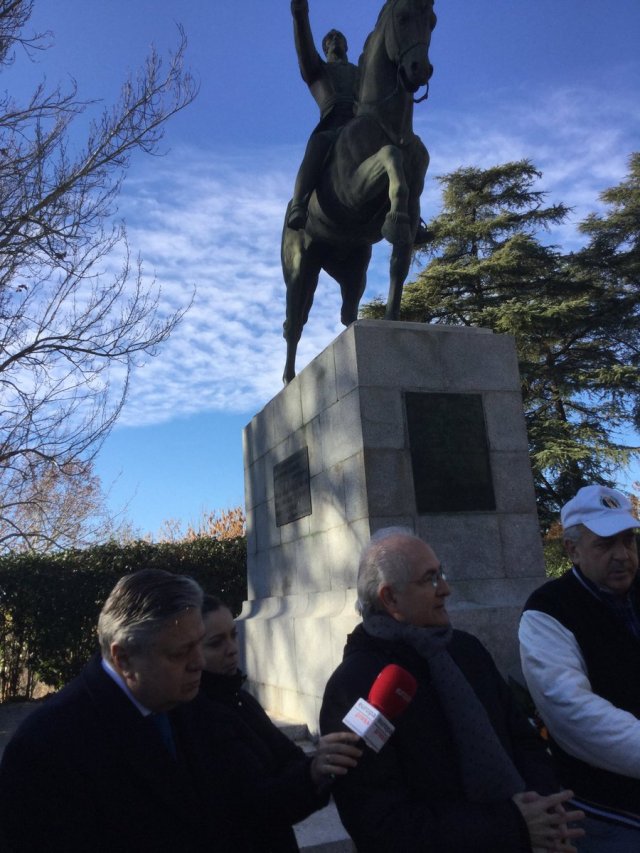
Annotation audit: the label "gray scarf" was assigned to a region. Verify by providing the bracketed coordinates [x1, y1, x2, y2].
[363, 612, 525, 803]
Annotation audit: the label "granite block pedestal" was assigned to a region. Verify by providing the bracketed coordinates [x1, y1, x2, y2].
[240, 320, 545, 731]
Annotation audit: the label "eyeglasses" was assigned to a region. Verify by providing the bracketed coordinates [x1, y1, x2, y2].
[410, 568, 448, 589]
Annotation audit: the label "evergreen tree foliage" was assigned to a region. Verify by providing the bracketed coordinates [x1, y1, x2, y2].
[362, 157, 640, 528]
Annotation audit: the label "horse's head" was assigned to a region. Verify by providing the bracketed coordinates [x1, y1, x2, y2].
[384, 0, 436, 95]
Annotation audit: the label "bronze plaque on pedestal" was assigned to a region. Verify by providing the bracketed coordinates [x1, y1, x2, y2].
[405, 392, 495, 513]
[274, 447, 312, 527]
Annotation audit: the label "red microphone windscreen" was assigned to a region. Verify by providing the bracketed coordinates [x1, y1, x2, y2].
[367, 664, 417, 720]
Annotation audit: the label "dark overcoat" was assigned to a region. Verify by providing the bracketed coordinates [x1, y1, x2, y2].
[200, 671, 329, 853]
[0, 656, 312, 852]
[320, 626, 559, 853]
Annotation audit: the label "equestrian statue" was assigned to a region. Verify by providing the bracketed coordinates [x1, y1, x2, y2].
[282, 0, 437, 383]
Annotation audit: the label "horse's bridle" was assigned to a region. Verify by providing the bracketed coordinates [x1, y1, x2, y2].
[387, 0, 434, 103]
[357, 0, 434, 111]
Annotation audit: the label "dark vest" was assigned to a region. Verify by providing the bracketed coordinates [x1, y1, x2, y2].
[523, 571, 640, 813]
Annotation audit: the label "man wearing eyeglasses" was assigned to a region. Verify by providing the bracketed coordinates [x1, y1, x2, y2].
[320, 527, 583, 853]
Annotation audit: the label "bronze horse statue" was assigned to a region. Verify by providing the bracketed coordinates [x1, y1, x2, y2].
[281, 0, 436, 383]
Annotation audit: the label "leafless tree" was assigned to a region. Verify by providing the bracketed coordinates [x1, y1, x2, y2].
[0, 458, 136, 553]
[155, 507, 246, 543]
[0, 1, 197, 552]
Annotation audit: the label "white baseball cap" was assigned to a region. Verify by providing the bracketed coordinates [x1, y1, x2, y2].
[561, 485, 640, 537]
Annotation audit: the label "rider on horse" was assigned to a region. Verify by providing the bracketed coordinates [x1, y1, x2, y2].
[282, 0, 436, 383]
[287, 0, 359, 231]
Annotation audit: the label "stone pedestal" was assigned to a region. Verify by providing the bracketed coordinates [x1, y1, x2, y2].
[240, 321, 545, 731]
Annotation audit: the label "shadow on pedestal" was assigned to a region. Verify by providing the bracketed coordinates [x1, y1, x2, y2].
[240, 321, 544, 730]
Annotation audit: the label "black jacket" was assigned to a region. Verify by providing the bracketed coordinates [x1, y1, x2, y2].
[523, 570, 640, 813]
[320, 625, 558, 853]
[0, 656, 315, 853]
[199, 671, 328, 853]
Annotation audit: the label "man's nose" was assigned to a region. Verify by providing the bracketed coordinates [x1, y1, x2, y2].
[189, 644, 205, 671]
[437, 577, 451, 596]
[613, 538, 632, 560]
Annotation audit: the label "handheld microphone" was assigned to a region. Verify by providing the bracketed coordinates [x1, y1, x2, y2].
[342, 664, 417, 752]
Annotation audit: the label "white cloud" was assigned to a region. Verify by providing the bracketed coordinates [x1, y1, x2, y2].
[113, 82, 638, 427]
[419, 81, 638, 248]
[114, 150, 346, 425]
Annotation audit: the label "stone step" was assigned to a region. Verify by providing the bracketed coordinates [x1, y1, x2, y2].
[294, 799, 354, 853]
[268, 712, 311, 746]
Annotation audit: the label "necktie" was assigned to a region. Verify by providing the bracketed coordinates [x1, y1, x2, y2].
[148, 712, 177, 759]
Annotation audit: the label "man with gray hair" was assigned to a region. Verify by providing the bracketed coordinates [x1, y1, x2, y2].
[520, 485, 640, 851]
[0, 569, 321, 852]
[321, 528, 582, 852]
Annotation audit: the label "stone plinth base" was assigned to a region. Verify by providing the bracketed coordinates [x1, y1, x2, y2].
[240, 321, 545, 731]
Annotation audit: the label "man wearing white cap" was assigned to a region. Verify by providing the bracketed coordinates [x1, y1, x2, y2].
[519, 484, 640, 852]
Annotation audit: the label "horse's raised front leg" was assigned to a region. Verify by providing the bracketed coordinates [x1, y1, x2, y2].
[386, 145, 430, 319]
[352, 145, 412, 245]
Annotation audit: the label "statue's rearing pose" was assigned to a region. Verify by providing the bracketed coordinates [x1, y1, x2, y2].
[282, 0, 436, 383]
[287, 0, 359, 230]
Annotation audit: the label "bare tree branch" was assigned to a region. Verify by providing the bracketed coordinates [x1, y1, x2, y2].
[0, 3, 197, 551]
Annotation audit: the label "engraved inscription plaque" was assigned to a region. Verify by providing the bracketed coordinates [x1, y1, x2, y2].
[274, 447, 312, 527]
[405, 392, 495, 513]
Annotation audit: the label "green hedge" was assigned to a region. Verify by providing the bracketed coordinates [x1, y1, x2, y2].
[0, 537, 247, 701]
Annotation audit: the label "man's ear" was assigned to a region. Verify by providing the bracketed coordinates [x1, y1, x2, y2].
[110, 642, 134, 679]
[564, 538, 579, 564]
[379, 584, 398, 616]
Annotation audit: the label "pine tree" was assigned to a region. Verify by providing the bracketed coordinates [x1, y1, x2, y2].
[362, 158, 640, 528]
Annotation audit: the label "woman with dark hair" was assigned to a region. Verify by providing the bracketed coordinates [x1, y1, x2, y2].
[200, 595, 361, 853]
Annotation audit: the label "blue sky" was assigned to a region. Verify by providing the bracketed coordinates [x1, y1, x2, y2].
[12, 1, 640, 537]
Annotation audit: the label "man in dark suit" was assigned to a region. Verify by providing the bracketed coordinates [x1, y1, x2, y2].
[0, 570, 320, 852]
